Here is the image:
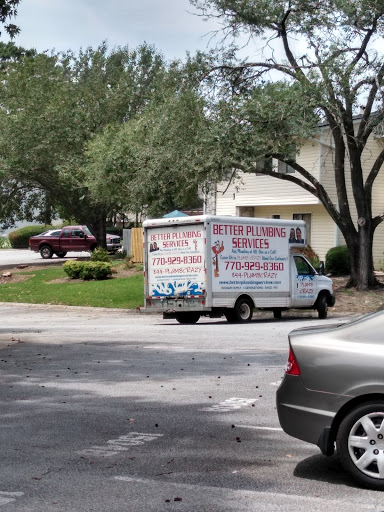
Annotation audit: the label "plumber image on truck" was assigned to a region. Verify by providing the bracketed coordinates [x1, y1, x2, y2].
[143, 215, 335, 324]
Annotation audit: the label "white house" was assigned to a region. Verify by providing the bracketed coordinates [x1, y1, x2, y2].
[205, 118, 384, 268]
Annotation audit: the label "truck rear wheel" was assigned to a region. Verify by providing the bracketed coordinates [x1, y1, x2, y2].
[229, 298, 254, 323]
[40, 245, 53, 259]
[175, 313, 200, 324]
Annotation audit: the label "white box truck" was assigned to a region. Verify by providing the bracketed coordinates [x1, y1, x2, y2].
[143, 215, 335, 323]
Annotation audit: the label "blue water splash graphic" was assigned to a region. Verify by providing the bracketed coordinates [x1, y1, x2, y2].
[151, 281, 202, 297]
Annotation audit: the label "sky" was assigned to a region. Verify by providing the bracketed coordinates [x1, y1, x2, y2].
[8, 0, 226, 60]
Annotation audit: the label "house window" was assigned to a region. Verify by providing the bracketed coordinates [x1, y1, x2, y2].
[293, 213, 311, 244]
[255, 157, 273, 176]
[278, 146, 296, 173]
[278, 160, 296, 173]
[272, 215, 280, 219]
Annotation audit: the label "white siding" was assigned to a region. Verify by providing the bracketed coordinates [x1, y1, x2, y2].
[214, 122, 384, 267]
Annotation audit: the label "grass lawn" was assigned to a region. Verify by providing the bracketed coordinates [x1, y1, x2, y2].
[0, 266, 144, 309]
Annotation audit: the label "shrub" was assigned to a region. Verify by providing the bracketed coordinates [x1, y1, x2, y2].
[8, 225, 52, 248]
[301, 245, 320, 269]
[62, 260, 84, 279]
[90, 247, 111, 262]
[63, 260, 113, 280]
[325, 245, 350, 275]
[106, 226, 123, 237]
[0, 236, 11, 249]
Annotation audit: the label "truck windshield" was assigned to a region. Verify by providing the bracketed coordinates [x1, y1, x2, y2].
[83, 227, 92, 236]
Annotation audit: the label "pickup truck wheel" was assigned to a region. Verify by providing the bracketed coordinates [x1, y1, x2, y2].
[40, 245, 53, 259]
[317, 293, 328, 319]
[232, 298, 253, 323]
[175, 313, 200, 324]
[56, 252, 67, 258]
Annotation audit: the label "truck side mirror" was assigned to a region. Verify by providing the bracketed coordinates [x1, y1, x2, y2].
[318, 261, 324, 275]
[79, 232, 85, 238]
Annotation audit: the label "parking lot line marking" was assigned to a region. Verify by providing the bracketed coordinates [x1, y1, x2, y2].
[236, 425, 283, 431]
[200, 397, 258, 412]
[0, 492, 23, 507]
[78, 431, 163, 458]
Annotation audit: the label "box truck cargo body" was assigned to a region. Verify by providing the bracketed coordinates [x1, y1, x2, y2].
[143, 215, 335, 323]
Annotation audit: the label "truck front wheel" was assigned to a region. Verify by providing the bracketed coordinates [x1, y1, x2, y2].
[229, 298, 254, 323]
[40, 245, 53, 259]
[175, 313, 200, 324]
[317, 293, 328, 319]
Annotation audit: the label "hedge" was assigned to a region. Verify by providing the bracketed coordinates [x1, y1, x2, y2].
[63, 261, 114, 280]
[325, 245, 351, 275]
[8, 225, 52, 249]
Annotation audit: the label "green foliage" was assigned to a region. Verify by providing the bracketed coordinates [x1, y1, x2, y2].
[0, 235, 11, 248]
[106, 226, 123, 237]
[0, 43, 170, 239]
[8, 224, 51, 248]
[90, 247, 111, 262]
[85, 87, 209, 217]
[0, 1, 20, 38]
[325, 246, 351, 275]
[63, 260, 114, 280]
[0, 266, 143, 308]
[299, 245, 320, 269]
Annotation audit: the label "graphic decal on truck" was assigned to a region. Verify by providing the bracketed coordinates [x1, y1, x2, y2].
[147, 225, 206, 297]
[212, 240, 224, 277]
[151, 281, 201, 297]
[210, 221, 305, 294]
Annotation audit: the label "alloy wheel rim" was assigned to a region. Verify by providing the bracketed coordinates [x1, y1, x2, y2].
[348, 412, 384, 479]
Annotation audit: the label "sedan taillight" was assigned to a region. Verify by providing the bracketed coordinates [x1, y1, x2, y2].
[286, 346, 301, 375]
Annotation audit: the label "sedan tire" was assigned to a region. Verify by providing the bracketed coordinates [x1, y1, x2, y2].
[337, 402, 384, 489]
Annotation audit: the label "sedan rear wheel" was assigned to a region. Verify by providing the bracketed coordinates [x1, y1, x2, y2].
[337, 402, 384, 489]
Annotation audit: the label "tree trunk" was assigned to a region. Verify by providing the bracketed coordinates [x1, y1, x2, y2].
[346, 221, 379, 290]
[88, 216, 107, 249]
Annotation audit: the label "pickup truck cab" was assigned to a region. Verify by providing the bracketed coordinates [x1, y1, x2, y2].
[29, 226, 98, 259]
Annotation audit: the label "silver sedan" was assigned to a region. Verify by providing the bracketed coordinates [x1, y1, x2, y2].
[276, 310, 384, 489]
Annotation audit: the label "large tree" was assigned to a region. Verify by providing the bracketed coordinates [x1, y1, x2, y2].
[191, 0, 384, 290]
[0, 43, 168, 245]
[83, 54, 217, 218]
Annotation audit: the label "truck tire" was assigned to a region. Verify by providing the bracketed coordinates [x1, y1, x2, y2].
[231, 297, 254, 323]
[175, 313, 200, 324]
[273, 309, 282, 319]
[40, 245, 53, 259]
[56, 252, 67, 258]
[317, 293, 328, 319]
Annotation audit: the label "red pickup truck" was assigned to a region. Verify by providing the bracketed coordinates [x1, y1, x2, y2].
[29, 226, 98, 259]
